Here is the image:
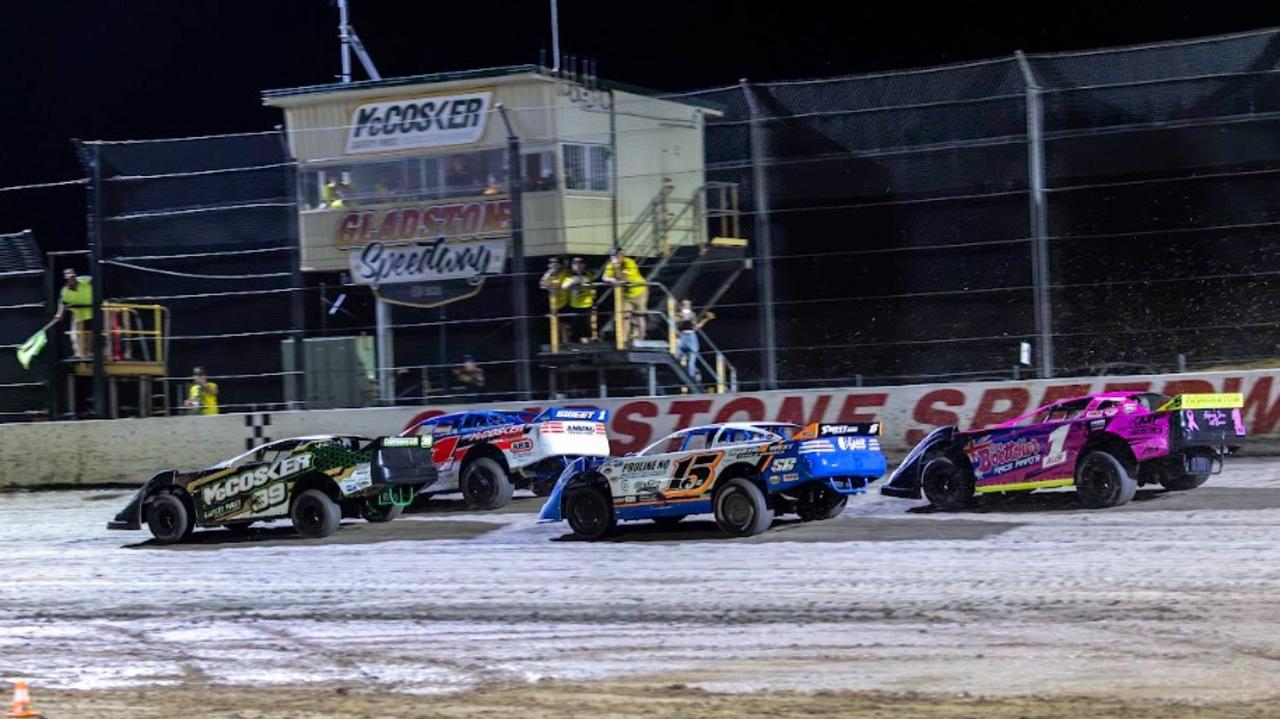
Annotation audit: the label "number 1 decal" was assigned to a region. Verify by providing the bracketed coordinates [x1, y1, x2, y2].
[1042, 424, 1070, 469]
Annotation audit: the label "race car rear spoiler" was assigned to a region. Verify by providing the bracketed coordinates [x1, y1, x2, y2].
[1156, 393, 1244, 411]
[795, 422, 882, 439]
[531, 407, 609, 423]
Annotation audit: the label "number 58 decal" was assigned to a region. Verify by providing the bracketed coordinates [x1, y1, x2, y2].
[771, 457, 797, 473]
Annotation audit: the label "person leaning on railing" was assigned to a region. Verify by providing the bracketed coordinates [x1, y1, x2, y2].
[561, 256, 597, 343]
[184, 366, 220, 415]
[602, 247, 648, 342]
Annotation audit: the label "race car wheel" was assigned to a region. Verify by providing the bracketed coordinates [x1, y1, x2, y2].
[147, 492, 194, 545]
[565, 484, 615, 539]
[1075, 451, 1138, 508]
[797, 495, 847, 521]
[713, 478, 774, 537]
[291, 489, 341, 539]
[460, 457, 515, 510]
[1159, 474, 1209, 491]
[921, 454, 974, 510]
[360, 500, 404, 523]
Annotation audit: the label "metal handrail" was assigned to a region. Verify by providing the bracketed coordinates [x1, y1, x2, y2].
[98, 303, 168, 365]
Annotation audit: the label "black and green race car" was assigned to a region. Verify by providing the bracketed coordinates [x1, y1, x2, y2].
[108, 434, 437, 544]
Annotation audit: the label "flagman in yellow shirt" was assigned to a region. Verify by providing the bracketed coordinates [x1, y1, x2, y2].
[602, 247, 648, 342]
[54, 268, 94, 358]
[185, 367, 220, 415]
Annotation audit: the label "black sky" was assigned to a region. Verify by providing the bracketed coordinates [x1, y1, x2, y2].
[1, 1, 1278, 249]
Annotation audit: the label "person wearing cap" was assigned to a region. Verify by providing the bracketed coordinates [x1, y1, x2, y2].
[184, 367, 220, 415]
[53, 268, 94, 358]
[453, 354, 485, 397]
[602, 247, 648, 342]
[561, 256, 597, 343]
[540, 257, 571, 344]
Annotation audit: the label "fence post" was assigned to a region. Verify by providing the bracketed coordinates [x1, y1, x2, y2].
[86, 142, 108, 416]
[1015, 51, 1055, 380]
[740, 79, 779, 391]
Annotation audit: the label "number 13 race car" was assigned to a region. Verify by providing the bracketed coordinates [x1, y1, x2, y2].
[882, 392, 1247, 510]
[108, 435, 437, 544]
[400, 407, 611, 508]
[538, 422, 888, 539]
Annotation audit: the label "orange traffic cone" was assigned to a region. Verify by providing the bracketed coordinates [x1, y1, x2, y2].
[6, 680, 43, 719]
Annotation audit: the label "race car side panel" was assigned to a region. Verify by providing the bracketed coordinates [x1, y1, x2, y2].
[960, 421, 1088, 493]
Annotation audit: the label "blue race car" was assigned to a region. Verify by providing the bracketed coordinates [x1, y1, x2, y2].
[538, 421, 887, 539]
[400, 407, 611, 508]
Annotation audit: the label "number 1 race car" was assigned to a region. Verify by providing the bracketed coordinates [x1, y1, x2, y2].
[882, 392, 1247, 510]
[108, 435, 437, 544]
[400, 407, 611, 508]
[538, 422, 888, 539]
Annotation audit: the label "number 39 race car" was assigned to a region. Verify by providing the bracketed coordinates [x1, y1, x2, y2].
[400, 407, 611, 508]
[538, 422, 888, 539]
[108, 435, 437, 544]
[882, 392, 1247, 510]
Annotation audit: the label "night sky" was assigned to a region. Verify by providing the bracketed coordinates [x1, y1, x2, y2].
[1, 1, 1278, 250]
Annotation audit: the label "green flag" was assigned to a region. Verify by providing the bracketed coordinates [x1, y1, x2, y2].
[16, 329, 47, 370]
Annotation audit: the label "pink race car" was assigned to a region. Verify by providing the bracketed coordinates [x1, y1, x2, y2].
[882, 392, 1246, 509]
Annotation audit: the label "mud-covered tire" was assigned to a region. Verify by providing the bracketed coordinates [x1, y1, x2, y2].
[460, 457, 515, 510]
[147, 492, 194, 544]
[291, 488, 341, 538]
[921, 454, 974, 510]
[564, 484, 615, 539]
[1159, 473, 1210, 491]
[1076, 451, 1138, 508]
[713, 478, 774, 537]
[360, 501, 404, 523]
[797, 495, 847, 521]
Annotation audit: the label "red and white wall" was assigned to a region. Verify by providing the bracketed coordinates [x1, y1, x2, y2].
[5, 369, 1279, 488]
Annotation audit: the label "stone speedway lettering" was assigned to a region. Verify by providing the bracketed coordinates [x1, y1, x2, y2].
[203, 454, 312, 504]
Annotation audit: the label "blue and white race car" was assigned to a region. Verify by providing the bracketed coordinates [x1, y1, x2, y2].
[538, 421, 887, 538]
[400, 407, 611, 509]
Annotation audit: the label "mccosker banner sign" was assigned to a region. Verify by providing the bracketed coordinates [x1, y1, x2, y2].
[345, 91, 491, 154]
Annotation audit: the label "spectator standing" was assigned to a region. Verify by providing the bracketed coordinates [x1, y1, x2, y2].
[540, 257, 571, 345]
[453, 354, 485, 397]
[185, 367, 220, 415]
[676, 299, 710, 383]
[601, 247, 648, 342]
[561, 257, 597, 343]
[54, 268, 94, 359]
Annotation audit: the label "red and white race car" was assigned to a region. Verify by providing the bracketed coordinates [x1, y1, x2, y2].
[399, 408, 611, 508]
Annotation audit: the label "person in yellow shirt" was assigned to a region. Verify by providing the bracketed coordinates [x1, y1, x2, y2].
[539, 257, 571, 345]
[561, 256, 597, 343]
[54, 268, 93, 358]
[602, 247, 648, 342]
[185, 367, 220, 415]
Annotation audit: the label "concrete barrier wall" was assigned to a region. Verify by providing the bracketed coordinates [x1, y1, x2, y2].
[5, 368, 1279, 488]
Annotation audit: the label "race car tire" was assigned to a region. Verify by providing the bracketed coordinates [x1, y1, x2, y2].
[1159, 474, 1210, 491]
[565, 484, 615, 539]
[797, 495, 848, 521]
[921, 454, 974, 511]
[147, 492, 194, 544]
[360, 501, 405, 523]
[291, 489, 341, 539]
[460, 457, 515, 510]
[1075, 451, 1138, 508]
[713, 478, 774, 537]
[651, 515, 684, 527]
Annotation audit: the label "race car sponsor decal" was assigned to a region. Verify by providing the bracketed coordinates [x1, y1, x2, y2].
[966, 436, 1042, 479]
[339, 464, 374, 496]
[836, 436, 868, 451]
[619, 458, 671, 475]
[819, 423, 878, 436]
[510, 439, 534, 454]
[460, 426, 522, 443]
[201, 454, 313, 505]
[383, 436, 431, 448]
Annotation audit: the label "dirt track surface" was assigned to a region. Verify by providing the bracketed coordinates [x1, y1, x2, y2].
[2, 458, 1280, 715]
